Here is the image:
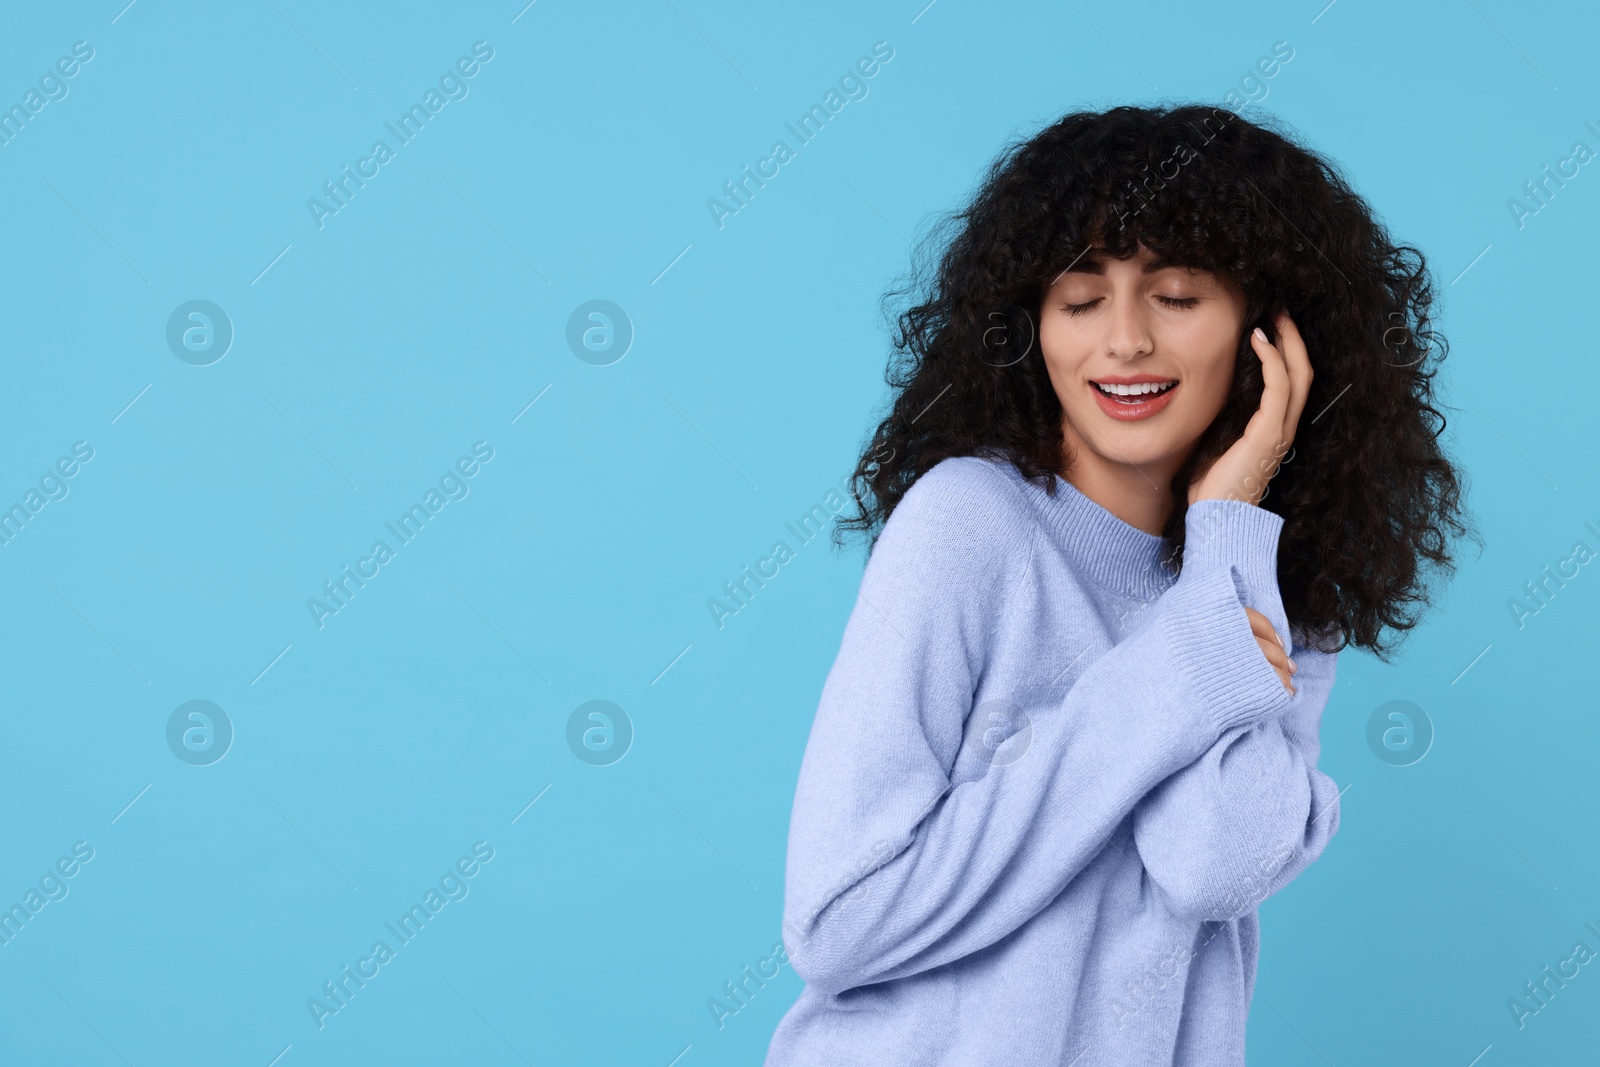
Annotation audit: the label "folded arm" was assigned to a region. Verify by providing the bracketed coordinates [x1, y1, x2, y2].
[1131, 499, 1344, 924]
[781, 465, 1294, 996]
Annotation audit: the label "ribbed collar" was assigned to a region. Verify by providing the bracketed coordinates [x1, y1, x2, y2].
[1000, 461, 1178, 599]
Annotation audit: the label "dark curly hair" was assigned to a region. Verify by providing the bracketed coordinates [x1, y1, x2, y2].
[830, 103, 1474, 659]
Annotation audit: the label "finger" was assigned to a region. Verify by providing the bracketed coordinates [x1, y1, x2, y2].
[1244, 607, 1299, 680]
[1249, 618, 1299, 677]
[1256, 637, 1290, 675]
[1250, 619, 1282, 656]
[1252, 628, 1287, 665]
[1260, 650, 1292, 691]
[1248, 325, 1291, 444]
[1274, 312, 1314, 438]
[1254, 325, 1290, 429]
[1249, 623, 1286, 664]
[1244, 607, 1283, 648]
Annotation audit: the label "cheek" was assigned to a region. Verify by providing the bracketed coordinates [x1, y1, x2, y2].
[1172, 323, 1239, 407]
[1035, 330, 1070, 385]
[1038, 317, 1088, 373]
[1191, 352, 1236, 409]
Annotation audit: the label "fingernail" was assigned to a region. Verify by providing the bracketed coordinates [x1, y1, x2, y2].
[1252, 326, 1267, 343]
[1288, 659, 1298, 674]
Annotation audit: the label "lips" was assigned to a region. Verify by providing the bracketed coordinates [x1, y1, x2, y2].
[1088, 377, 1180, 421]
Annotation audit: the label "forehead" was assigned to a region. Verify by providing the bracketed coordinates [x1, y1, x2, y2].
[1056, 248, 1210, 278]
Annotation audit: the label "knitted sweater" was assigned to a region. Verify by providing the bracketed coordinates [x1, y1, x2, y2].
[764, 453, 1341, 1066]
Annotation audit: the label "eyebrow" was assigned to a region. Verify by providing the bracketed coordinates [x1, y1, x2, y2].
[1060, 253, 1195, 277]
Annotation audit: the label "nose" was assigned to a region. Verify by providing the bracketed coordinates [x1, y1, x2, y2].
[1105, 292, 1153, 362]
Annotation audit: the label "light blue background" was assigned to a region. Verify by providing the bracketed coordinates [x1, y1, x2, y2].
[0, 1, 1594, 1064]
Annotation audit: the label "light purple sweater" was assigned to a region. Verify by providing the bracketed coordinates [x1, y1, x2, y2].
[765, 453, 1341, 1066]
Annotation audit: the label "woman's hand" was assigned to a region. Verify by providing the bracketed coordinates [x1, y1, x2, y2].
[1188, 310, 1314, 507]
[1245, 606, 1297, 693]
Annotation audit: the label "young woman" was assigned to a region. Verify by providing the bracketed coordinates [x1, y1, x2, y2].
[764, 104, 1470, 1065]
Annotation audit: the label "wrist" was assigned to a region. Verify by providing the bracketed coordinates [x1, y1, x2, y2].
[1188, 483, 1264, 508]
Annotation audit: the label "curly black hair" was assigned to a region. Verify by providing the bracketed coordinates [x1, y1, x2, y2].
[830, 103, 1475, 659]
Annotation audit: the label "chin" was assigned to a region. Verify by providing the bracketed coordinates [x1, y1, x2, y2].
[1080, 437, 1183, 469]
[1067, 416, 1189, 466]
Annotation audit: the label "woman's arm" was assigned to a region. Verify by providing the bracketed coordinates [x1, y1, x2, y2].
[1130, 499, 1343, 923]
[780, 464, 1294, 996]
[1130, 646, 1341, 923]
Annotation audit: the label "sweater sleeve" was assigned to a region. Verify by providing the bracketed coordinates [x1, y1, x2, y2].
[1130, 499, 1344, 924]
[779, 462, 1295, 996]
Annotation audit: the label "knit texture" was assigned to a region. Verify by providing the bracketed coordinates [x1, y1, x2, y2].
[764, 454, 1342, 1066]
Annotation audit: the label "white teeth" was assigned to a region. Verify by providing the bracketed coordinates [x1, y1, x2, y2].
[1095, 380, 1176, 396]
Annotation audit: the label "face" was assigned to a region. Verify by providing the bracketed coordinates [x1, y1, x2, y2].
[1037, 242, 1248, 483]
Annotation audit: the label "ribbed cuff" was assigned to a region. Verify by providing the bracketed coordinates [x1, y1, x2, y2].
[1159, 565, 1293, 734]
[1181, 499, 1290, 651]
[1182, 499, 1283, 579]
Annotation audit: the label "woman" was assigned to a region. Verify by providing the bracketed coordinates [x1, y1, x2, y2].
[764, 104, 1470, 1065]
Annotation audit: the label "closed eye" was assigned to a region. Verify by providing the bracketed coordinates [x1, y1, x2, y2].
[1059, 295, 1199, 316]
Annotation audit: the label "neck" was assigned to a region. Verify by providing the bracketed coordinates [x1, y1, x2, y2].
[1060, 435, 1182, 537]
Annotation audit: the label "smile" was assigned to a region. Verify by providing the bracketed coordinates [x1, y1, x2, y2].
[1088, 377, 1180, 421]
